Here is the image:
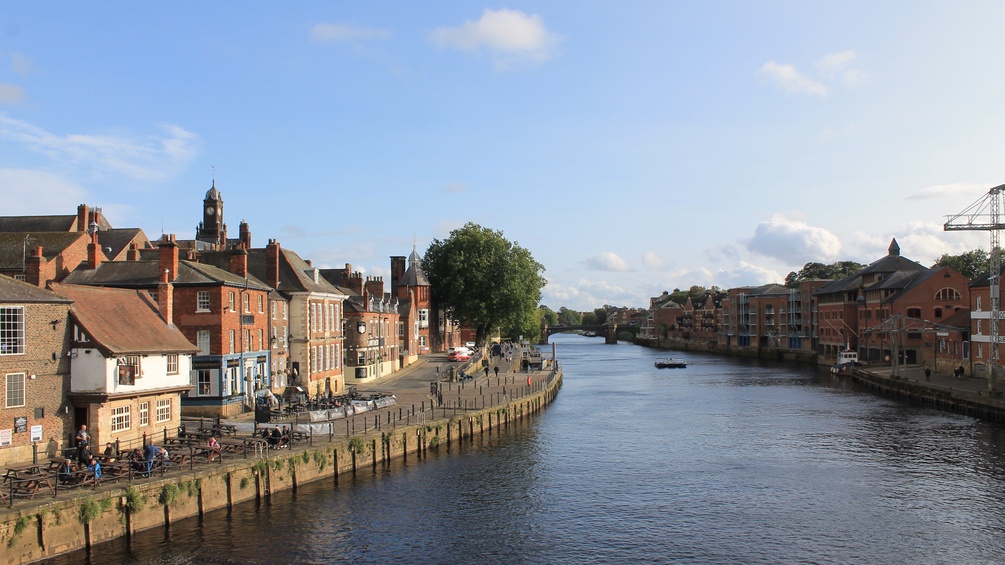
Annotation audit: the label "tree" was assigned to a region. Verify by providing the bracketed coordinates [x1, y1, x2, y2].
[557, 307, 582, 326]
[582, 311, 599, 325]
[784, 261, 864, 287]
[422, 223, 547, 345]
[932, 248, 989, 280]
[593, 307, 608, 325]
[538, 305, 559, 327]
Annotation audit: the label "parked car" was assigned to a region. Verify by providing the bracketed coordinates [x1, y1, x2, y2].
[464, 341, 476, 349]
[448, 350, 471, 362]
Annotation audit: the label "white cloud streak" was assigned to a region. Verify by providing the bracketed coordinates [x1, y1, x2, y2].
[760, 50, 866, 96]
[430, 8, 561, 71]
[583, 251, 632, 272]
[747, 215, 842, 265]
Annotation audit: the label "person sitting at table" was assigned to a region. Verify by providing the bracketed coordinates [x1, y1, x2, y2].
[103, 442, 118, 463]
[206, 436, 221, 461]
[128, 448, 145, 473]
[268, 427, 282, 447]
[76, 442, 90, 467]
[85, 453, 102, 480]
[280, 425, 291, 447]
[57, 459, 74, 485]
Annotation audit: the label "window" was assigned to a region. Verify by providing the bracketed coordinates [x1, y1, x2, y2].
[5, 373, 25, 408]
[271, 301, 277, 320]
[418, 309, 429, 328]
[111, 405, 131, 432]
[258, 295, 264, 313]
[166, 354, 179, 374]
[419, 336, 426, 347]
[907, 308, 922, 319]
[197, 330, 211, 355]
[227, 367, 239, 395]
[0, 306, 25, 355]
[243, 292, 250, 313]
[73, 324, 87, 342]
[118, 356, 140, 385]
[139, 401, 149, 426]
[229, 292, 235, 311]
[978, 320, 983, 334]
[935, 288, 962, 301]
[978, 296, 983, 311]
[283, 303, 287, 320]
[13, 274, 25, 282]
[229, 330, 235, 354]
[197, 369, 212, 395]
[156, 399, 172, 422]
[935, 308, 943, 319]
[197, 291, 211, 312]
[259, 329, 265, 350]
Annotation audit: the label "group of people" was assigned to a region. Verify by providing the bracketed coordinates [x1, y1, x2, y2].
[126, 444, 169, 476]
[260, 426, 292, 447]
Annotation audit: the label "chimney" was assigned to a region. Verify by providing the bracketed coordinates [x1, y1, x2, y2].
[158, 269, 174, 326]
[76, 204, 89, 232]
[25, 246, 45, 287]
[266, 239, 281, 288]
[305, 259, 312, 267]
[365, 276, 384, 299]
[87, 231, 102, 269]
[126, 242, 140, 261]
[230, 246, 248, 278]
[158, 234, 179, 281]
[390, 256, 406, 298]
[239, 220, 252, 249]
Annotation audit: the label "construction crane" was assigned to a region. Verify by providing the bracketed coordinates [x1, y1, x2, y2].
[944, 184, 1005, 392]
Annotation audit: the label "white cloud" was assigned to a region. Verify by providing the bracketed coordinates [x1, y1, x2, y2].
[0, 114, 199, 182]
[759, 61, 828, 96]
[712, 261, 785, 289]
[542, 278, 640, 310]
[760, 50, 866, 96]
[310, 23, 390, 43]
[0, 169, 88, 214]
[0, 84, 24, 104]
[905, 182, 988, 201]
[583, 251, 632, 272]
[747, 215, 842, 265]
[430, 8, 561, 70]
[641, 251, 663, 269]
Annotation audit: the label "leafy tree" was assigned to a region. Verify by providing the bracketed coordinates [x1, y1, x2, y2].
[557, 307, 582, 326]
[784, 261, 864, 287]
[593, 307, 608, 325]
[667, 285, 707, 305]
[538, 305, 559, 326]
[932, 248, 989, 280]
[422, 223, 547, 345]
[582, 311, 599, 325]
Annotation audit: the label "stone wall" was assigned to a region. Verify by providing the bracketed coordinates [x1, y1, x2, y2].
[0, 369, 563, 564]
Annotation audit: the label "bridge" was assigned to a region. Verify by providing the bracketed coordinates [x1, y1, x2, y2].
[540, 323, 640, 344]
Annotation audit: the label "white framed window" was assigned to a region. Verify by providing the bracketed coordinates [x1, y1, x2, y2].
[243, 292, 250, 313]
[978, 296, 983, 311]
[0, 306, 25, 355]
[13, 274, 25, 282]
[229, 291, 235, 312]
[5, 373, 25, 408]
[197, 330, 211, 355]
[418, 308, 429, 329]
[139, 401, 149, 426]
[74, 324, 88, 342]
[419, 336, 427, 347]
[283, 303, 287, 320]
[227, 367, 239, 395]
[197, 369, 212, 395]
[271, 301, 277, 320]
[258, 294, 264, 313]
[118, 356, 140, 385]
[111, 405, 131, 432]
[197, 291, 211, 312]
[166, 354, 179, 374]
[229, 330, 235, 354]
[156, 399, 172, 422]
[259, 329, 265, 350]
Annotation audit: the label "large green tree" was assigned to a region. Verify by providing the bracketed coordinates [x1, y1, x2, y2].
[557, 306, 582, 326]
[422, 222, 547, 344]
[932, 248, 989, 280]
[784, 261, 864, 287]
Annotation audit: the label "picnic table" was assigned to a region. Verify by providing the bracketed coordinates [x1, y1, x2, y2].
[290, 431, 311, 445]
[101, 461, 132, 483]
[4, 464, 55, 500]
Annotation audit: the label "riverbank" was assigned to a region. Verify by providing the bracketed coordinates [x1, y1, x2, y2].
[0, 358, 562, 564]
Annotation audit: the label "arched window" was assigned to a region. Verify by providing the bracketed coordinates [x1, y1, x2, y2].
[935, 288, 962, 301]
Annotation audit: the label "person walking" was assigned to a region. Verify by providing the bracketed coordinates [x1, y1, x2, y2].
[925, 367, 931, 381]
[493, 366, 500, 378]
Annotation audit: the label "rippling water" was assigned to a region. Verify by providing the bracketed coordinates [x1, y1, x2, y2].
[48, 335, 1005, 564]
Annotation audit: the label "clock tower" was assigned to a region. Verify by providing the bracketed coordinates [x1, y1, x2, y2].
[195, 181, 227, 247]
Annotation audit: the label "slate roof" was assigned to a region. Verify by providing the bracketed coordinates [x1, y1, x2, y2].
[0, 232, 89, 270]
[50, 283, 197, 356]
[200, 248, 347, 296]
[0, 274, 73, 304]
[62, 259, 271, 290]
[97, 228, 151, 259]
[813, 238, 928, 297]
[401, 247, 429, 287]
[0, 215, 78, 232]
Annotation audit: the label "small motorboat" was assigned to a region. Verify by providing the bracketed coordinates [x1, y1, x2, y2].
[655, 358, 686, 369]
[830, 349, 860, 374]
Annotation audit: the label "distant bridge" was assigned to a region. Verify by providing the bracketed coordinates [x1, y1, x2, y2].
[540, 323, 640, 344]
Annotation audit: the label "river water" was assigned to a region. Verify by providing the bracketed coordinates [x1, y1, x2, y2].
[48, 334, 1005, 564]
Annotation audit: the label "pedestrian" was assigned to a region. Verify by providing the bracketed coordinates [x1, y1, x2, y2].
[75, 424, 89, 448]
[925, 367, 931, 381]
[493, 366, 500, 378]
[484, 365, 490, 378]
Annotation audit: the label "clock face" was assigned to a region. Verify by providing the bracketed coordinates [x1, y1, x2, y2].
[206, 207, 215, 216]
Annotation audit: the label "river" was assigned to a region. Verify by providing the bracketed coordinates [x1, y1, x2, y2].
[46, 334, 1005, 564]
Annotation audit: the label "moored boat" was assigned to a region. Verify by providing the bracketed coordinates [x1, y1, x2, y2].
[655, 358, 687, 369]
[831, 349, 859, 374]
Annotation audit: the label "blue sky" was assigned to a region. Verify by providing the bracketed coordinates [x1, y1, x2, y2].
[2, 3, 1003, 311]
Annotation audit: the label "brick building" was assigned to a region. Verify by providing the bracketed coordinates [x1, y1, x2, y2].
[0, 276, 72, 468]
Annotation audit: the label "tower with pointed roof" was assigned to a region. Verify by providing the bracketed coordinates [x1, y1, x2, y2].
[195, 182, 226, 248]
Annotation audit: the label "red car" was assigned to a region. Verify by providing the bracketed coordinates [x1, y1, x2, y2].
[448, 350, 471, 362]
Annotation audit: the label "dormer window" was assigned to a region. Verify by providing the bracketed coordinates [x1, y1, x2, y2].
[73, 324, 88, 343]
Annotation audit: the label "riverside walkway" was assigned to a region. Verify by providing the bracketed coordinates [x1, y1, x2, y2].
[850, 363, 1005, 422]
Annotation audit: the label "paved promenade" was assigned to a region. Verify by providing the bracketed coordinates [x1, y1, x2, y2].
[851, 362, 1005, 416]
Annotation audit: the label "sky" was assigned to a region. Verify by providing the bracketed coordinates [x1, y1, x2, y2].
[2, 2, 1004, 312]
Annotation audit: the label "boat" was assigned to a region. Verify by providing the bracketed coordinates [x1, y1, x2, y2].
[830, 349, 859, 374]
[655, 358, 687, 369]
